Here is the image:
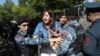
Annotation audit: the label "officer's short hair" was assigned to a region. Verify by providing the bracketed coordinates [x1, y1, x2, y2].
[85, 8, 100, 14]
[16, 16, 28, 25]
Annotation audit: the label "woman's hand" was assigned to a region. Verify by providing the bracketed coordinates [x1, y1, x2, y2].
[49, 37, 63, 50]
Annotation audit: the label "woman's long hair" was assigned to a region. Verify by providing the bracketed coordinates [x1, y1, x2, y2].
[42, 9, 55, 31]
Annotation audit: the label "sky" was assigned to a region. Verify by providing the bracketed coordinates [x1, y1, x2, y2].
[0, 0, 18, 5]
[87, 0, 95, 2]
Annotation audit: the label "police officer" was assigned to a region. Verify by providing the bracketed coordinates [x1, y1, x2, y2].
[55, 9, 84, 56]
[65, 9, 84, 56]
[15, 16, 39, 56]
[83, 1, 100, 56]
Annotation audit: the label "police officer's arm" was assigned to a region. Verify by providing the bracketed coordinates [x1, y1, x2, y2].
[83, 31, 97, 55]
[14, 35, 49, 45]
[23, 36, 49, 45]
[56, 31, 73, 55]
[14, 35, 61, 45]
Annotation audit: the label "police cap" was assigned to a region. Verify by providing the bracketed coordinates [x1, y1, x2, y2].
[84, 0, 100, 8]
[84, 0, 100, 13]
[84, 2, 100, 8]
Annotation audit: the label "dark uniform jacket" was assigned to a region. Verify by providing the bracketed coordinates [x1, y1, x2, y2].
[14, 29, 49, 56]
[83, 18, 100, 56]
[56, 20, 84, 56]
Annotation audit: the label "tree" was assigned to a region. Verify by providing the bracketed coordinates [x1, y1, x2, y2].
[18, 0, 84, 17]
[0, 0, 15, 24]
[0, 0, 84, 23]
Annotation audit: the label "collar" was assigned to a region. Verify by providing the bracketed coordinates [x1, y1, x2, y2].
[92, 18, 100, 24]
[63, 20, 78, 27]
[18, 29, 27, 36]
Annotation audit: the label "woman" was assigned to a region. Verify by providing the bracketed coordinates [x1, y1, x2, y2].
[33, 9, 60, 56]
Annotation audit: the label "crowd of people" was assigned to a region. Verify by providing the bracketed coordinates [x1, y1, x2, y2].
[0, 1, 100, 56]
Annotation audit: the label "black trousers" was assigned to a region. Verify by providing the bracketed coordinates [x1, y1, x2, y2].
[21, 45, 38, 56]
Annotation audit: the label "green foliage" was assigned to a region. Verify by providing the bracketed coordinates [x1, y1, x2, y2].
[0, 0, 84, 23]
[0, 0, 14, 24]
[12, 5, 20, 20]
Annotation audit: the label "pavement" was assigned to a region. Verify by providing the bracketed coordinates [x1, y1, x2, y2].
[79, 18, 91, 30]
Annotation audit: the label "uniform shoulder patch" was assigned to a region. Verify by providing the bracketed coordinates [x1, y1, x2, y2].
[15, 35, 24, 41]
[61, 32, 68, 38]
[83, 37, 91, 46]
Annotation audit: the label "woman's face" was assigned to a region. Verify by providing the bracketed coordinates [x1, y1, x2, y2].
[42, 11, 51, 24]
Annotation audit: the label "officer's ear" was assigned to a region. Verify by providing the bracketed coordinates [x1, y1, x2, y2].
[18, 25, 21, 28]
[89, 13, 95, 17]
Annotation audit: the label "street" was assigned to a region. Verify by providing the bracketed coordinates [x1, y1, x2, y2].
[79, 18, 91, 30]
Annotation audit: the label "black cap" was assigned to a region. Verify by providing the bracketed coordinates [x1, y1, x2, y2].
[58, 12, 67, 21]
[17, 16, 28, 25]
[58, 9, 78, 20]
[59, 12, 67, 18]
[65, 9, 78, 16]
[65, 9, 78, 20]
